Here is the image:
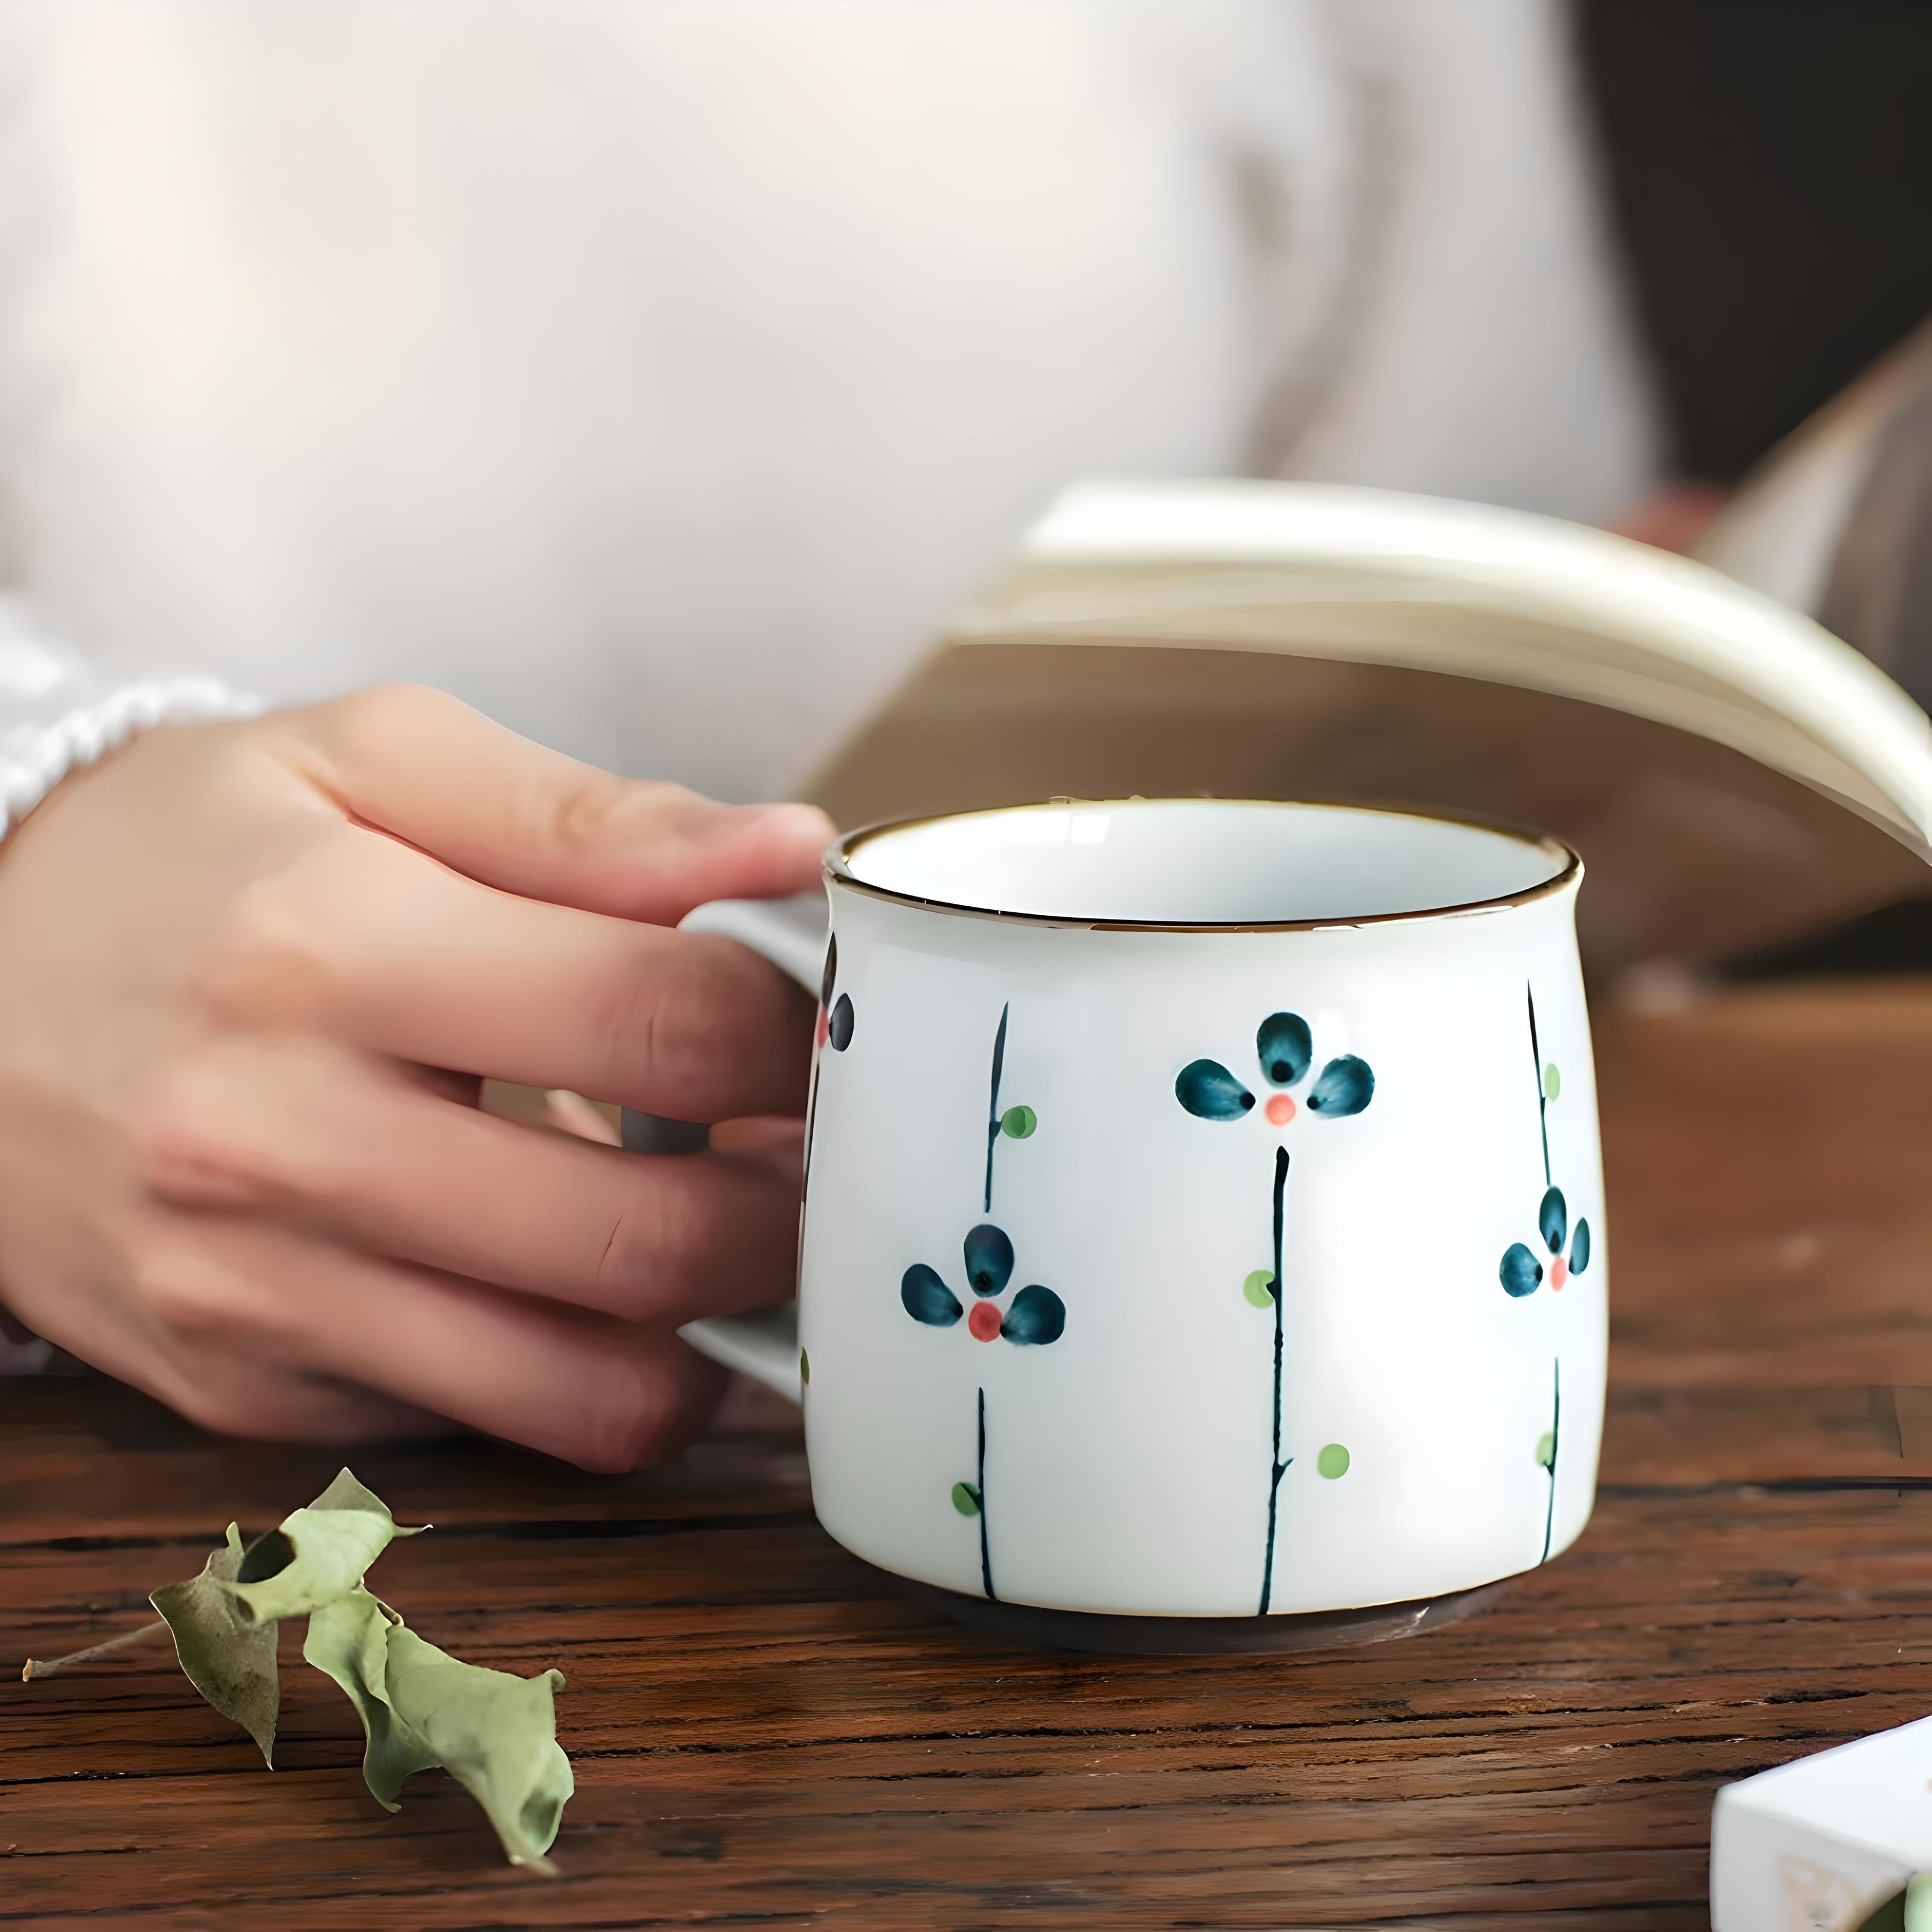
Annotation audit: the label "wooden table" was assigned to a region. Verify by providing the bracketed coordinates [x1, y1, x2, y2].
[8, 984, 1932, 1929]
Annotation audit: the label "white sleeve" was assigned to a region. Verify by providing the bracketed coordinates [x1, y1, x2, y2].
[0, 592, 263, 842]
[1264, 0, 1661, 526]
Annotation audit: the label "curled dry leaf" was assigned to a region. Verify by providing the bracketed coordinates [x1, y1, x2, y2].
[302, 1588, 439, 1809]
[1854, 1875, 1932, 1932]
[147, 1523, 280, 1767]
[306, 1588, 573, 1871]
[33, 1467, 574, 1874]
[228, 1469, 427, 1624]
[384, 1625, 572, 1871]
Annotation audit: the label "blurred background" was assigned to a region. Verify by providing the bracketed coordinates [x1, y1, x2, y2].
[0, 0, 1928, 973]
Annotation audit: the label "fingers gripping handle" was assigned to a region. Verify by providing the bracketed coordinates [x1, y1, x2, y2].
[624, 892, 827, 1405]
[620, 890, 828, 1155]
[679, 891, 833, 997]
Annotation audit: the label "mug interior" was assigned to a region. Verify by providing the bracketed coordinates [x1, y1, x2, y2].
[837, 799, 1570, 926]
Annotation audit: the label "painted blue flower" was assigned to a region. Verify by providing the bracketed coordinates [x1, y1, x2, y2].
[1176, 1011, 1374, 1129]
[901, 1223, 1065, 1346]
[1500, 1185, 1591, 1297]
[817, 935, 854, 1052]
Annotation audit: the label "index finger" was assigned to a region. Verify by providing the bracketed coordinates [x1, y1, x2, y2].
[206, 826, 817, 1119]
[288, 683, 833, 924]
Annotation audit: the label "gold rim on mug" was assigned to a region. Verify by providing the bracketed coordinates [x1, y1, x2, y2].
[824, 796, 1582, 933]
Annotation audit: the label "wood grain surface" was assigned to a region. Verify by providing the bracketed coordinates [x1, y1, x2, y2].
[7, 984, 1932, 1930]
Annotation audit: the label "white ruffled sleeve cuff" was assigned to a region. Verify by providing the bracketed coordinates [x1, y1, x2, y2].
[0, 594, 263, 841]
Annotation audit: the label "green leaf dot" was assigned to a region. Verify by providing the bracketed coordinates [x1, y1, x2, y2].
[1905, 1874, 1932, 1932]
[1535, 1431, 1555, 1469]
[1543, 1063, 1561, 1101]
[799, 1349, 810, 1387]
[1316, 1443, 1350, 1480]
[1243, 1270, 1276, 1308]
[1000, 1104, 1037, 1140]
[950, 1482, 981, 1517]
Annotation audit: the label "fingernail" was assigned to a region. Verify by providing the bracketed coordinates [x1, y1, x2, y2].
[738, 802, 834, 847]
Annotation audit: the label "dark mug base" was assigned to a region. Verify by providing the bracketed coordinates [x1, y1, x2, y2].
[898, 1575, 1505, 1656]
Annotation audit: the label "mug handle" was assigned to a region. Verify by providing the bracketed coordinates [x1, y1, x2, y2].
[621, 891, 828, 1407]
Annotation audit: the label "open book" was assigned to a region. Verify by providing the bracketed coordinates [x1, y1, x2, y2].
[801, 473, 1932, 982]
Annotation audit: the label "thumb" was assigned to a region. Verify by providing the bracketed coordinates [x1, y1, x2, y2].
[293, 683, 834, 923]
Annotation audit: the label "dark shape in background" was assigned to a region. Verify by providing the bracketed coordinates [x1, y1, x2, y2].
[1721, 898, 1932, 984]
[1581, 2, 1932, 979]
[1578, 0, 1932, 484]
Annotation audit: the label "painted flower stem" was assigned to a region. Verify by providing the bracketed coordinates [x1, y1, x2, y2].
[984, 1005, 1009, 1213]
[1527, 985, 1550, 1188]
[1527, 987, 1565, 1566]
[1260, 1144, 1292, 1615]
[977, 1386, 995, 1601]
[1541, 1357, 1562, 1565]
[801, 1054, 824, 1197]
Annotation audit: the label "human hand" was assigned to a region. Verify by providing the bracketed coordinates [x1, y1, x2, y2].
[0, 685, 831, 1468]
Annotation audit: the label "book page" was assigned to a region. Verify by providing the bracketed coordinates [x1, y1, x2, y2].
[804, 482, 1932, 974]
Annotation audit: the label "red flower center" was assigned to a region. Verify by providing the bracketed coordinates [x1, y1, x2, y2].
[1550, 1255, 1568, 1291]
[968, 1302, 1002, 1342]
[1265, 1093, 1296, 1127]
[815, 1008, 830, 1049]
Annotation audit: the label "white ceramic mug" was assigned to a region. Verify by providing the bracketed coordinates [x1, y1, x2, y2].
[650, 798, 1605, 1636]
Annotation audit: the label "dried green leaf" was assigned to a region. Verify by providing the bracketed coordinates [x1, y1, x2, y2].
[148, 1523, 279, 1767]
[1855, 1878, 1932, 1932]
[383, 1623, 572, 1872]
[1909, 1875, 1932, 1932]
[229, 1468, 427, 1624]
[68, 1468, 569, 1874]
[305, 1584, 571, 1871]
[302, 1588, 438, 1810]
